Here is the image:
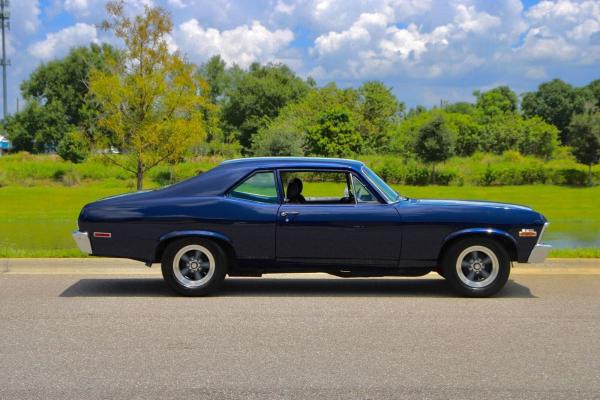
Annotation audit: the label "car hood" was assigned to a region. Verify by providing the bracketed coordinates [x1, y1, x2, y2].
[408, 198, 533, 211]
[395, 198, 546, 225]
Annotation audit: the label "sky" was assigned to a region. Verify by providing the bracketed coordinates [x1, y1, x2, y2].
[4, 0, 600, 113]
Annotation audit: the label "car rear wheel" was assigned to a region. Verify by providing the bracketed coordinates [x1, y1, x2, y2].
[442, 238, 510, 297]
[161, 238, 227, 296]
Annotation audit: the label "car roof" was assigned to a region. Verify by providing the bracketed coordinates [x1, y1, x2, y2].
[221, 157, 365, 170]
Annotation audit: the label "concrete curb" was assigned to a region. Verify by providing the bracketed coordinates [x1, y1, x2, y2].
[1, 257, 599, 276]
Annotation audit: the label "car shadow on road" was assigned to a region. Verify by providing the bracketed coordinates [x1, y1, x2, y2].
[60, 278, 535, 298]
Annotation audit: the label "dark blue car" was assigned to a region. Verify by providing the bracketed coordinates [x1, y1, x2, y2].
[73, 157, 551, 297]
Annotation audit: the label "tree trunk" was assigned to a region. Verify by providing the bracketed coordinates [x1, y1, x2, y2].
[136, 159, 144, 191]
[431, 163, 436, 184]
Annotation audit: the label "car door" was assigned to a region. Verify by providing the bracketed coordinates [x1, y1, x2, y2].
[275, 170, 401, 267]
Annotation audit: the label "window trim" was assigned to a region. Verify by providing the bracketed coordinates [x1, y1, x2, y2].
[350, 173, 379, 204]
[276, 168, 385, 206]
[226, 169, 281, 204]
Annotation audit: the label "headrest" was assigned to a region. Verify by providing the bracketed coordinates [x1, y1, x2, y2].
[286, 178, 303, 199]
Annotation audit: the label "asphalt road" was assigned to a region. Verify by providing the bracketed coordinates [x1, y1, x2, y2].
[1, 273, 599, 399]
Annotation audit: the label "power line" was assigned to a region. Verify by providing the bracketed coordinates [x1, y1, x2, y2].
[0, 0, 9, 120]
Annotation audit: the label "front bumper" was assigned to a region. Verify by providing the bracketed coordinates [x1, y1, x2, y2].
[72, 231, 92, 254]
[527, 222, 551, 263]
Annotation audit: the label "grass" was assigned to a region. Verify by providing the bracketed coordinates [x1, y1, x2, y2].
[0, 179, 598, 258]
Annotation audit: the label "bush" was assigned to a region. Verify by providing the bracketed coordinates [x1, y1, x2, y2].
[57, 130, 89, 163]
[551, 168, 589, 186]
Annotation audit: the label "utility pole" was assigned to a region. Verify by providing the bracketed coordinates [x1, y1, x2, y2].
[0, 0, 9, 120]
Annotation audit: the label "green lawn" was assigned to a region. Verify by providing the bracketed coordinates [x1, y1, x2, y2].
[0, 182, 598, 258]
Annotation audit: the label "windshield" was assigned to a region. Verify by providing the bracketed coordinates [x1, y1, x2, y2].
[362, 166, 403, 203]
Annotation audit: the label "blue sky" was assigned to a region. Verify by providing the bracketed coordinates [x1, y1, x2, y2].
[5, 0, 600, 113]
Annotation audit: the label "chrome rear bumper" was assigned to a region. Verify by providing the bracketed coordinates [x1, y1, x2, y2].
[72, 231, 92, 254]
[527, 222, 551, 263]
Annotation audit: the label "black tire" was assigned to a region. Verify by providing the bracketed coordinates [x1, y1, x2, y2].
[161, 238, 227, 296]
[442, 237, 510, 297]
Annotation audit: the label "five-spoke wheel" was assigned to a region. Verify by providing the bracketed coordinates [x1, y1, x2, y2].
[443, 238, 510, 297]
[161, 238, 227, 296]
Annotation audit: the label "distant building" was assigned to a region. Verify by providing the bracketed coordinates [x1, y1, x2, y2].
[0, 135, 11, 155]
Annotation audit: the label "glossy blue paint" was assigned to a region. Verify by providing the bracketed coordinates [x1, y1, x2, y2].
[444, 228, 518, 248]
[76, 157, 549, 272]
[159, 230, 233, 245]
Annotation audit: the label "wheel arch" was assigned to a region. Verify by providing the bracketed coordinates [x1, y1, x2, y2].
[438, 228, 518, 264]
[153, 230, 237, 266]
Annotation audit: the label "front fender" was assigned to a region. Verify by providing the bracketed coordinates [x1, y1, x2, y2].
[442, 228, 518, 260]
[443, 228, 517, 247]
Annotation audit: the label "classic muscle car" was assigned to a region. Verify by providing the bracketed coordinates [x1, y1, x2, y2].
[73, 157, 551, 297]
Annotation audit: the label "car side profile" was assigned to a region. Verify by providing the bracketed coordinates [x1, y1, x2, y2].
[73, 157, 551, 297]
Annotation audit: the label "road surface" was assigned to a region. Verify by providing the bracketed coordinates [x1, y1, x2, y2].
[1, 267, 599, 399]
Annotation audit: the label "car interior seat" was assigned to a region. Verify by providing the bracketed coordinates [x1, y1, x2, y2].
[286, 178, 306, 203]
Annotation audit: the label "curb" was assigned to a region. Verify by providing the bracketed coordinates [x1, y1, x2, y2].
[1, 258, 599, 276]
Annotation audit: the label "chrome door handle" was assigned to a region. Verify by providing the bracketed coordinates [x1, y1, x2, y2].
[280, 211, 299, 217]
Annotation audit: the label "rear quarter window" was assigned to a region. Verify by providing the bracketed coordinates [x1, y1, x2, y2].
[230, 171, 279, 203]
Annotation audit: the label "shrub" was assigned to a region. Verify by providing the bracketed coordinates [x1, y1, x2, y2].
[57, 130, 89, 163]
[551, 168, 589, 186]
[61, 170, 82, 186]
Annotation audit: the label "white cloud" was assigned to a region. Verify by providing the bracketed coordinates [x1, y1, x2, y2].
[175, 19, 294, 67]
[64, 0, 91, 17]
[512, 0, 600, 64]
[28, 23, 99, 61]
[10, 0, 41, 36]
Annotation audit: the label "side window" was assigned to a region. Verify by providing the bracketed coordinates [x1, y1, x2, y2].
[230, 171, 279, 204]
[352, 175, 378, 203]
[280, 170, 354, 204]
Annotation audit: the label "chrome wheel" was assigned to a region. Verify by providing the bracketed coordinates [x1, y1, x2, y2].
[172, 244, 215, 288]
[455, 245, 499, 288]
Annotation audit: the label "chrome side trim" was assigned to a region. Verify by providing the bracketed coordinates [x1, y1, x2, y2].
[527, 222, 551, 263]
[72, 231, 92, 254]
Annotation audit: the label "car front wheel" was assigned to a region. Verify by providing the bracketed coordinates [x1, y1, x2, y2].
[442, 238, 510, 297]
[161, 238, 227, 296]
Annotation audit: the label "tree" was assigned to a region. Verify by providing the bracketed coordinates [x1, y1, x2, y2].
[307, 105, 363, 157]
[444, 112, 482, 156]
[252, 119, 305, 156]
[518, 116, 559, 159]
[3, 101, 70, 153]
[221, 63, 310, 150]
[444, 101, 476, 115]
[2, 44, 118, 155]
[474, 85, 518, 119]
[586, 79, 600, 110]
[89, 1, 212, 190]
[21, 44, 120, 128]
[357, 81, 404, 151]
[569, 112, 600, 185]
[414, 116, 454, 182]
[522, 79, 590, 143]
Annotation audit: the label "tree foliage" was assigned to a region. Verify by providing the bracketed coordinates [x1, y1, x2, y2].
[89, 0, 212, 190]
[3, 44, 118, 156]
[357, 81, 404, 151]
[307, 105, 363, 157]
[569, 112, 600, 184]
[3, 101, 71, 153]
[522, 79, 590, 143]
[220, 63, 310, 149]
[474, 85, 519, 118]
[414, 116, 454, 181]
[20, 44, 120, 128]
